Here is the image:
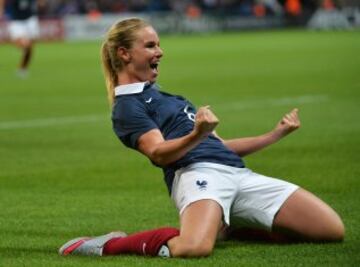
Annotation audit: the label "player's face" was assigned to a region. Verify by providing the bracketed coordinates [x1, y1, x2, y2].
[126, 26, 163, 83]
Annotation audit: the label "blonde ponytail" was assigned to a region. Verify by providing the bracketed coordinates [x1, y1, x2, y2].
[101, 42, 118, 105]
[100, 18, 150, 106]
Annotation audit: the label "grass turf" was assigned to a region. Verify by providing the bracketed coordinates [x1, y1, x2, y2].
[0, 29, 359, 266]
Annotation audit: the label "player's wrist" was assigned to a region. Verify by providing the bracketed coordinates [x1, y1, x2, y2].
[190, 128, 209, 141]
[270, 128, 286, 142]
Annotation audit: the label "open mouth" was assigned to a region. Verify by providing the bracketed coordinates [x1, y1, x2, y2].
[150, 63, 159, 72]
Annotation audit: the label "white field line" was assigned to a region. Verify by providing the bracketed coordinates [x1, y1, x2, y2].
[0, 95, 328, 130]
[0, 114, 107, 130]
[216, 95, 329, 111]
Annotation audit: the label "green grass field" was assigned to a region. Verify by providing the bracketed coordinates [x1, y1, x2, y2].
[0, 29, 359, 266]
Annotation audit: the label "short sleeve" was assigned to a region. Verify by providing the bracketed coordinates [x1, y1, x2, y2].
[112, 96, 158, 149]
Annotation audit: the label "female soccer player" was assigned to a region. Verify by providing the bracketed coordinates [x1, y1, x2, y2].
[0, 0, 39, 77]
[59, 18, 344, 258]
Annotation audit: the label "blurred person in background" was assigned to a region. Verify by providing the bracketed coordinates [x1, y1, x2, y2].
[0, 0, 41, 77]
[256, 0, 284, 15]
[59, 18, 344, 258]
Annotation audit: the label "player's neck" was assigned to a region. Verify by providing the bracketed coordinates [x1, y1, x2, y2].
[118, 68, 147, 85]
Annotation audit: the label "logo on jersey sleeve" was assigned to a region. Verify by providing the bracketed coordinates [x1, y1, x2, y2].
[196, 180, 208, 191]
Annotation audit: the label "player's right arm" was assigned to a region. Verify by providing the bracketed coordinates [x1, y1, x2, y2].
[137, 106, 219, 166]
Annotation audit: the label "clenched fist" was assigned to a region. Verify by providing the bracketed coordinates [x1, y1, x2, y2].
[274, 108, 301, 137]
[194, 106, 219, 137]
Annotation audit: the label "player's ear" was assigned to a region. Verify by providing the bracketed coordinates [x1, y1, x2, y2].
[117, 47, 131, 63]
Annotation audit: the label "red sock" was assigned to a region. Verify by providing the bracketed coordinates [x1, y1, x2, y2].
[103, 227, 179, 256]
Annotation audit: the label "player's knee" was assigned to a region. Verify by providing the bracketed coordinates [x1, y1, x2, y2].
[317, 211, 345, 242]
[175, 239, 214, 257]
[194, 240, 214, 257]
[188, 240, 214, 257]
[328, 217, 345, 242]
[17, 39, 31, 48]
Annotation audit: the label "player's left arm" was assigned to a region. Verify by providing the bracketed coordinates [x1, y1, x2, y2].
[216, 108, 300, 157]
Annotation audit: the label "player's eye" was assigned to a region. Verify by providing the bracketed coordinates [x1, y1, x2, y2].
[145, 42, 156, 48]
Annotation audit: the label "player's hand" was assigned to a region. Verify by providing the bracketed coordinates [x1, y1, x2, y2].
[194, 106, 219, 137]
[274, 108, 301, 137]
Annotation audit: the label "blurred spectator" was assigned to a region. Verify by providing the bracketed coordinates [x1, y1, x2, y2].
[147, 0, 171, 12]
[17, 0, 334, 18]
[257, 0, 284, 15]
[285, 0, 302, 16]
[186, 2, 202, 18]
[56, 0, 81, 16]
[128, 0, 148, 12]
[202, 0, 218, 10]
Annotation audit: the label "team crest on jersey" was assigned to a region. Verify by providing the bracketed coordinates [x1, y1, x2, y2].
[196, 180, 208, 190]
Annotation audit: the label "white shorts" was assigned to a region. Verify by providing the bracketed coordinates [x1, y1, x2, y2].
[171, 162, 299, 231]
[9, 16, 39, 40]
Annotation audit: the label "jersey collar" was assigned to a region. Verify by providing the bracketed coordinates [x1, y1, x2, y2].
[114, 82, 150, 96]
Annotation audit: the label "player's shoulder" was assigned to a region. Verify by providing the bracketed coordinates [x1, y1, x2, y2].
[113, 94, 143, 116]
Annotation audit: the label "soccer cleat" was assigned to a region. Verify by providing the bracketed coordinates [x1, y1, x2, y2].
[16, 69, 29, 79]
[59, 231, 127, 256]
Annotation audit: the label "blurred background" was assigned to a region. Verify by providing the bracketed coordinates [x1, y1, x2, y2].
[0, 0, 359, 42]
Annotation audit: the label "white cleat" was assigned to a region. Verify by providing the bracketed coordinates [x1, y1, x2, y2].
[16, 69, 29, 79]
[59, 231, 127, 256]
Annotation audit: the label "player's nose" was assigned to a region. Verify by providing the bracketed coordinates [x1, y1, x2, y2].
[156, 46, 163, 58]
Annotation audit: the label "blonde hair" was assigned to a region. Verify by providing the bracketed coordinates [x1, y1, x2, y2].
[101, 18, 150, 105]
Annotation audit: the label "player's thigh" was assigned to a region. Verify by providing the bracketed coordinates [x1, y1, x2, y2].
[273, 188, 344, 241]
[180, 199, 223, 242]
[168, 199, 223, 257]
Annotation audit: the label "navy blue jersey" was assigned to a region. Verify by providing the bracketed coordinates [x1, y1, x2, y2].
[112, 82, 245, 193]
[6, 0, 37, 20]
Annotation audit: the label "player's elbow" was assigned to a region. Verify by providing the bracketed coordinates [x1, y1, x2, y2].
[151, 155, 166, 167]
[149, 150, 171, 167]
